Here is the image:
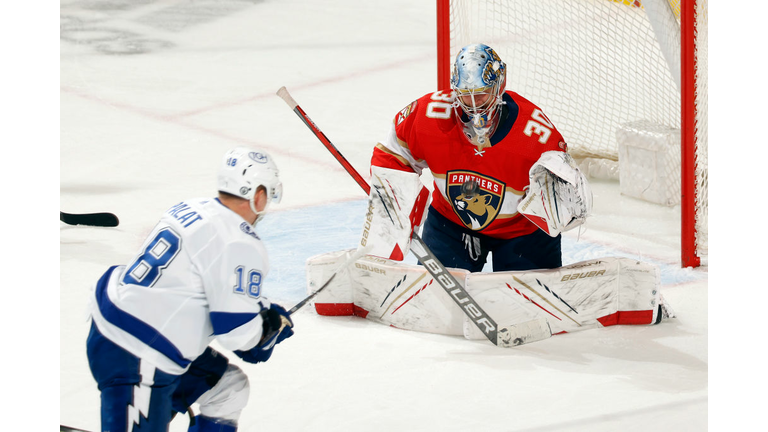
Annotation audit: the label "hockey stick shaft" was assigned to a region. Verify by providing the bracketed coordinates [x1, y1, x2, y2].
[60, 211, 119, 227]
[276, 86, 507, 346]
[257, 246, 371, 346]
[276, 86, 370, 193]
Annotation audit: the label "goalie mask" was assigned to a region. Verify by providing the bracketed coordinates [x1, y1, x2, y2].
[218, 147, 283, 224]
[450, 43, 507, 147]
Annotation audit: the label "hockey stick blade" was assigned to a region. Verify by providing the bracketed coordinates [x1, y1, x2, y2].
[60, 211, 119, 227]
[277, 86, 523, 347]
[497, 317, 552, 347]
[61, 425, 92, 432]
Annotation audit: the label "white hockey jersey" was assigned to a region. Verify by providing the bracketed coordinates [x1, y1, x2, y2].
[88, 198, 272, 375]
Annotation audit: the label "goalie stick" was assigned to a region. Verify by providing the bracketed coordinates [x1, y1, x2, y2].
[60, 211, 119, 227]
[276, 86, 549, 347]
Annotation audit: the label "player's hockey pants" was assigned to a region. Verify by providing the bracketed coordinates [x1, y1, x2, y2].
[421, 207, 562, 272]
[86, 322, 228, 432]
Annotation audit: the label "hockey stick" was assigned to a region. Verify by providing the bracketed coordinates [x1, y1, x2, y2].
[60, 211, 119, 227]
[257, 246, 371, 346]
[276, 86, 547, 347]
[60, 425, 91, 432]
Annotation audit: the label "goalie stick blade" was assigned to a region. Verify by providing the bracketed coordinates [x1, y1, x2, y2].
[496, 317, 552, 347]
[60, 211, 119, 227]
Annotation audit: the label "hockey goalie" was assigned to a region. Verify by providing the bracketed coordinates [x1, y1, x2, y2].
[304, 154, 674, 346]
[304, 43, 675, 346]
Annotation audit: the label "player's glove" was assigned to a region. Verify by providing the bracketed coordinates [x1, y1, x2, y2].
[233, 304, 294, 364]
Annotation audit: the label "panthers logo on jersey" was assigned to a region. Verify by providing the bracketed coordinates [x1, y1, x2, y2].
[447, 170, 505, 231]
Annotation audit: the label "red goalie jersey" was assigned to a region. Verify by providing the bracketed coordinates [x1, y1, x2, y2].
[372, 90, 568, 240]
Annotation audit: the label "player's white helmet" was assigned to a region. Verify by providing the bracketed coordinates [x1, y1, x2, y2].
[218, 147, 282, 224]
[450, 43, 507, 145]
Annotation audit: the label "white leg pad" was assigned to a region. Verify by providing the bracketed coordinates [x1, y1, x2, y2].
[307, 251, 666, 342]
[465, 258, 662, 335]
[306, 249, 356, 316]
[350, 255, 470, 335]
[196, 364, 250, 422]
[462, 281, 549, 340]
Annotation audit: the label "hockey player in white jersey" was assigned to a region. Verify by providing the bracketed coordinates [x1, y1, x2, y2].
[86, 147, 293, 432]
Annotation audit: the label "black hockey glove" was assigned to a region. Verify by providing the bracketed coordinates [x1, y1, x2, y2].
[234, 304, 294, 364]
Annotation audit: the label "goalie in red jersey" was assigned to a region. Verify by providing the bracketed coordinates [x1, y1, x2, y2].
[364, 43, 592, 272]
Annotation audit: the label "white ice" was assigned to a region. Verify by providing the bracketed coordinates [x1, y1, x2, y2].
[54, 0, 720, 430]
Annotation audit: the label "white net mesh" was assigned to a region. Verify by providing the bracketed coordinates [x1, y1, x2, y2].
[444, 0, 707, 262]
[447, 0, 680, 160]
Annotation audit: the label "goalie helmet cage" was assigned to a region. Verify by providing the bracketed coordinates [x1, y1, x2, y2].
[436, 0, 708, 268]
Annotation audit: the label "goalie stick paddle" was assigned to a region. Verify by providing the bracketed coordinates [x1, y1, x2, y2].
[60, 211, 119, 227]
[276, 86, 544, 348]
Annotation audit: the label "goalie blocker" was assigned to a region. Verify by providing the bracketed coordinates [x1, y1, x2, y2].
[306, 250, 673, 343]
[360, 166, 430, 261]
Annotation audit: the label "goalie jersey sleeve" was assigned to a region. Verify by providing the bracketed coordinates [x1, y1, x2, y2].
[372, 90, 567, 239]
[88, 198, 272, 375]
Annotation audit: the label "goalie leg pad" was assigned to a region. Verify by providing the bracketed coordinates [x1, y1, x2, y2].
[307, 248, 471, 332]
[348, 255, 471, 335]
[307, 251, 669, 340]
[462, 284, 552, 346]
[466, 257, 663, 335]
[305, 249, 356, 316]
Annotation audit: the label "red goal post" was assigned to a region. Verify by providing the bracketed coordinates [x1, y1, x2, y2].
[436, 0, 708, 268]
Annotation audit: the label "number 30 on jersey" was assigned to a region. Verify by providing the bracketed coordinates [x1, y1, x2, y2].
[426, 91, 454, 119]
[524, 109, 554, 144]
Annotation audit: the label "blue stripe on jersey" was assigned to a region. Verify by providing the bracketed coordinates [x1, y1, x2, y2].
[490, 92, 519, 146]
[95, 266, 191, 369]
[210, 311, 260, 336]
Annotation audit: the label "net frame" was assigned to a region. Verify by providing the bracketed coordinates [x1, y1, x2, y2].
[436, 0, 707, 267]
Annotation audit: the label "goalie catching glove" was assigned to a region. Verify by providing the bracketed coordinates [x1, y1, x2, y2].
[517, 151, 592, 237]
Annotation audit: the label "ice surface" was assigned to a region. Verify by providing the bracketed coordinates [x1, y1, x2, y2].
[56, 0, 716, 430]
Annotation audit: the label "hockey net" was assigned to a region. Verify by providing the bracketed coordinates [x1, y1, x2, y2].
[437, 0, 707, 267]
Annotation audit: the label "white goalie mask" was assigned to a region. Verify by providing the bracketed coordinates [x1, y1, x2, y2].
[450, 44, 507, 146]
[217, 147, 283, 225]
